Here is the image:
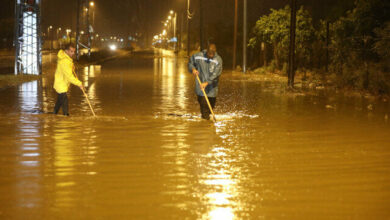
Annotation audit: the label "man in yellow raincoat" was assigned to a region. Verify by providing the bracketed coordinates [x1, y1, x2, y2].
[53, 44, 84, 116]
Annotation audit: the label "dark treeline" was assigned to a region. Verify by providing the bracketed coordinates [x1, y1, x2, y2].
[248, 0, 390, 94]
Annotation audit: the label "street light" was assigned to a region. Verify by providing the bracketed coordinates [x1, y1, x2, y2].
[56, 27, 62, 49]
[47, 26, 53, 51]
[89, 1, 95, 26]
[47, 25, 53, 35]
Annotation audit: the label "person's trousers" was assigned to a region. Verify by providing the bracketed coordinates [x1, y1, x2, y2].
[197, 95, 216, 120]
[54, 93, 69, 115]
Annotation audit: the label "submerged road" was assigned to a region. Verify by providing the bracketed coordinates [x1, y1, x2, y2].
[0, 50, 390, 219]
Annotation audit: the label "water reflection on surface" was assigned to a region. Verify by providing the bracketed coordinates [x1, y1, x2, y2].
[0, 52, 390, 219]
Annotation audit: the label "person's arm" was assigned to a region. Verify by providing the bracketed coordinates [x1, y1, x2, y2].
[206, 58, 223, 84]
[62, 61, 82, 87]
[188, 54, 198, 75]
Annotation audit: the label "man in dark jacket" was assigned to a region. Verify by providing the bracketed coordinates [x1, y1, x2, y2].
[188, 41, 223, 120]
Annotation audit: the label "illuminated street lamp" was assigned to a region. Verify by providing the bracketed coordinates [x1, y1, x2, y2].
[66, 29, 71, 38]
[47, 26, 53, 51]
[56, 27, 62, 49]
[89, 1, 96, 26]
[47, 25, 53, 37]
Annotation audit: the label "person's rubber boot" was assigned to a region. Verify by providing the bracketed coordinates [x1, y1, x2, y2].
[201, 114, 210, 120]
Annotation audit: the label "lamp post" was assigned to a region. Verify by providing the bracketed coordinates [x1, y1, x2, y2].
[47, 25, 53, 51]
[233, 0, 238, 70]
[66, 29, 71, 39]
[199, 0, 203, 50]
[169, 10, 177, 51]
[243, 0, 247, 73]
[90, 1, 95, 26]
[86, 0, 91, 57]
[186, 0, 194, 56]
[288, 0, 297, 87]
[57, 27, 62, 49]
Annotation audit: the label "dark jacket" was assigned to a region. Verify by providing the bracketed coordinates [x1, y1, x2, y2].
[188, 50, 223, 97]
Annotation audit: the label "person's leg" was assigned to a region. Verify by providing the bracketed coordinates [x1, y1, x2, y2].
[209, 97, 216, 109]
[197, 95, 210, 120]
[54, 93, 65, 114]
[62, 94, 69, 116]
[208, 97, 216, 120]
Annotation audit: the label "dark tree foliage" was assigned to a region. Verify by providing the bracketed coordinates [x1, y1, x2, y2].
[249, 0, 390, 94]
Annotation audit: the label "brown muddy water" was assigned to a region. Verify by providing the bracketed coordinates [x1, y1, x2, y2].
[0, 51, 390, 219]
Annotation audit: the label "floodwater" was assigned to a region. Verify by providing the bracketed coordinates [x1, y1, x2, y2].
[0, 50, 390, 219]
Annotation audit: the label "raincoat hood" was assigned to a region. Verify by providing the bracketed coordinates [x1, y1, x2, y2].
[57, 50, 72, 61]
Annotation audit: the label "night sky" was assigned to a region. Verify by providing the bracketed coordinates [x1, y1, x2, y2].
[0, 0, 354, 39]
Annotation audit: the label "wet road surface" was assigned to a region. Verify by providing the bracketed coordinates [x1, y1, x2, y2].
[0, 50, 390, 219]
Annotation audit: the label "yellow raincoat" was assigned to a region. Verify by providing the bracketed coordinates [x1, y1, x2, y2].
[53, 50, 82, 93]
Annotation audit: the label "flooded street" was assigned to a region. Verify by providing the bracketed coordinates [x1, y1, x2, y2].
[1, 50, 390, 219]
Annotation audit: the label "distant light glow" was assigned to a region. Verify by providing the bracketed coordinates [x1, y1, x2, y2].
[109, 44, 117, 51]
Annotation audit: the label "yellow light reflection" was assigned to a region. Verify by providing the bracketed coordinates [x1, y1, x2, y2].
[206, 192, 232, 205]
[201, 146, 238, 220]
[208, 207, 234, 220]
[155, 52, 189, 115]
[53, 121, 75, 177]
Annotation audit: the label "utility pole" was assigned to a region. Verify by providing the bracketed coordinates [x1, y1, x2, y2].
[325, 21, 329, 72]
[199, 0, 203, 51]
[233, 0, 238, 70]
[76, 0, 80, 60]
[243, 0, 247, 73]
[86, 0, 91, 57]
[186, 0, 193, 56]
[172, 12, 178, 52]
[288, 0, 297, 87]
[179, 11, 183, 51]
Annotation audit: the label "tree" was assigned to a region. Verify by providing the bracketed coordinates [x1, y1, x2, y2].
[330, 0, 390, 89]
[249, 5, 315, 71]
